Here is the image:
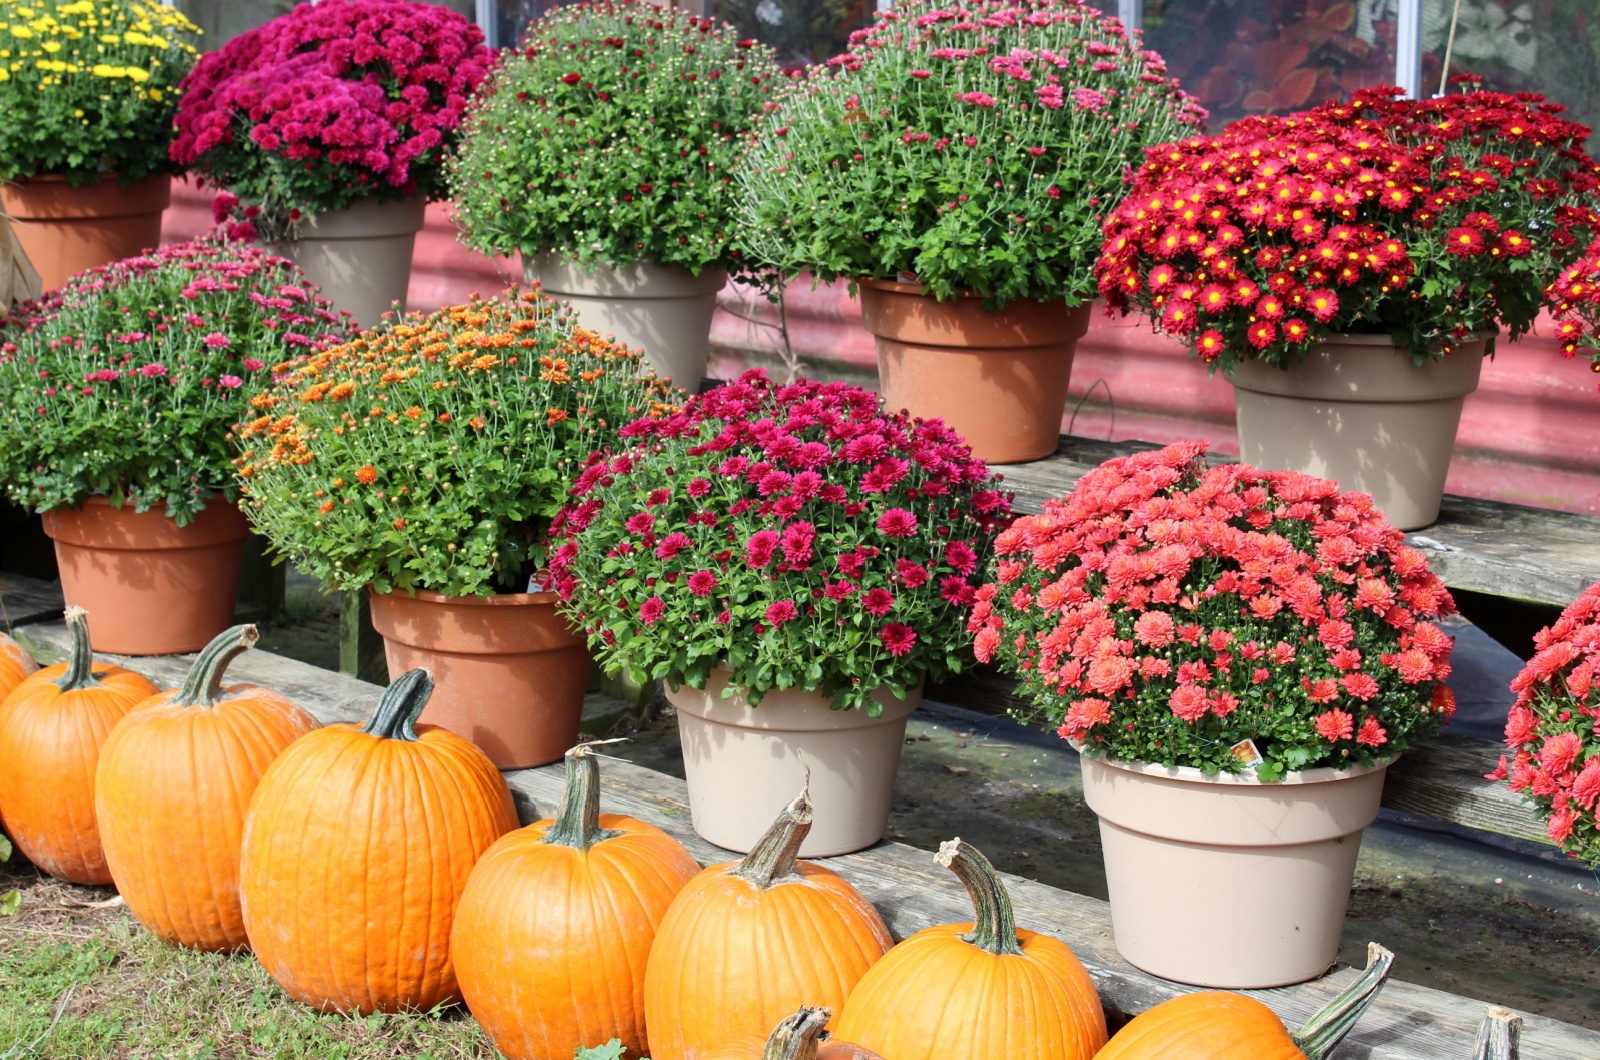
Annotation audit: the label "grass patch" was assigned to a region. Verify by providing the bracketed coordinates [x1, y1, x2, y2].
[0, 855, 497, 1059]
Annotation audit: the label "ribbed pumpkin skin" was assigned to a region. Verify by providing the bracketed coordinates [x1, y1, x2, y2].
[238, 720, 517, 1014]
[452, 812, 700, 1059]
[0, 658, 157, 884]
[833, 922, 1107, 1060]
[644, 862, 892, 1060]
[1091, 992, 1305, 1059]
[0, 632, 38, 698]
[95, 684, 319, 951]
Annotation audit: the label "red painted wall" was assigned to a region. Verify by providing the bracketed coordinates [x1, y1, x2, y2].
[163, 181, 1600, 515]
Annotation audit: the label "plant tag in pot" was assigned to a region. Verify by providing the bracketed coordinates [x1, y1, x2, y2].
[1228, 739, 1264, 770]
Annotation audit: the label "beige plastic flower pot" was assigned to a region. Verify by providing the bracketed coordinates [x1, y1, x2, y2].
[1229, 335, 1487, 530]
[666, 668, 922, 857]
[269, 196, 426, 329]
[1080, 750, 1390, 988]
[522, 253, 725, 387]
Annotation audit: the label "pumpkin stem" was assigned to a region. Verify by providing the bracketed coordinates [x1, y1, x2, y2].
[732, 782, 813, 890]
[357, 668, 433, 743]
[52, 607, 101, 692]
[936, 838, 1025, 957]
[761, 1006, 833, 1060]
[172, 624, 258, 708]
[1289, 942, 1396, 1059]
[541, 740, 626, 851]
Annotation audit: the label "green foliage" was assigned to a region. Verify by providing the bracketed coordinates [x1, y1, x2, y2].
[574, 1042, 631, 1060]
[737, 0, 1204, 309]
[0, 0, 199, 185]
[451, 1, 783, 277]
[0, 237, 351, 524]
[238, 291, 682, 597]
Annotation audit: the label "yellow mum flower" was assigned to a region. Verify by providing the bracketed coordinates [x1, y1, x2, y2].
[9, 25, 31, 37]
[124, 64, 146, 81]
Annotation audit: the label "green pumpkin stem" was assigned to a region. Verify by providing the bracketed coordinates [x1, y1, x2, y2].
[52, 607, 101, 692]
[357, 668, 433, 743]
[1472, 1006, 1522, 1060]
[936, 838, 1025, 957]
[172, 625, 258, 708]
[541, 740, 626, 851]
[732, 783, 813, 890]
[1289, 942, 1396, 1059]
[761, 1006, 833, 1060]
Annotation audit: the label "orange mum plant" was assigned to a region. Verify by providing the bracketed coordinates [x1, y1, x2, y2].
[236, 288, 681, 597]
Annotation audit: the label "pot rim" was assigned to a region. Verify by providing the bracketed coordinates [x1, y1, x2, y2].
[369, 585, 562, 607]
[859, 276, 1095, 305]
[1074, 741, 1395, 786]
[1228, 328, 1498, 357]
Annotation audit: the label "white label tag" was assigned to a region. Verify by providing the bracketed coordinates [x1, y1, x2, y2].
[1228, 739, 1265, 770]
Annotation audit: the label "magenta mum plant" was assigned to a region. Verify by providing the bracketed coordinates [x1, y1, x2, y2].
[0, 237, 351, 522]
[170, 0, 494, 236]
[548, 370, 1012, 711]
[1490, 583, 1600, 863]
[970, 442, 1458, 778]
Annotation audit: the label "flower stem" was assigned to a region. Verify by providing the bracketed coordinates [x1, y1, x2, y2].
[935, 838, 1025, 957]
[1290, 942, 1396, 1059]
[172, 624, 257, 708]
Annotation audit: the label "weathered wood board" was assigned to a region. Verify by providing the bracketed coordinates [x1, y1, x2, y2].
[15, 621, 1600, 1058]
[1001, 437, 1600, 613]
[0, 571, 65, 630]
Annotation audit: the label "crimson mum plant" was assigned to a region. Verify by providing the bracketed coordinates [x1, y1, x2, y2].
[1489, 583, 1600, 863]
[737, 0, 1205, 307]
[451, 1, 781, 277]
[548, 370, 1012, 711]
[236, 291, 679, 598]
[0, 237, 348, 523]
[1097, 82, 1600, 371]
[169, 0, 493, 236]
[970, 442, 1457, 778]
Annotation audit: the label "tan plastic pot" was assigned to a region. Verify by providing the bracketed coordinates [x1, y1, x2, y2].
[522, 253, 725, 387]
[858, 280, 1092, 465]
[41, 495, 247, 656]
[367, 588, 590, 769]
[1229, 335, 1488, 530]
[269, 196, 426, 329]
[666, 668, 922, 857]
[1080, 751, 1390, 988]
[0, 175, 171, 292]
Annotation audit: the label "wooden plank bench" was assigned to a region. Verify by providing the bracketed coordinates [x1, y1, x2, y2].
[9, 619, 1596, 1059]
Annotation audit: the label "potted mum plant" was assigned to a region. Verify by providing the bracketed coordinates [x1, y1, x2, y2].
[1489, 580, 1600, 865]
[237, 290, 679, 769]
[0, 237, 349, 654]
[738, 0, 1204, 464]
[169, 0, 494, 327]
[452, 1, 782, 386]
[548, 369, 1011, 855]
[0, 0, 200, 290]
[971, 441, 1457, 988]
[1096, 82, 1600, 529]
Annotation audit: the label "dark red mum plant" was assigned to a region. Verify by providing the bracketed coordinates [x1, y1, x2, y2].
[170, 0, 494, 236]
[1490, 583, 1600, 863]
[971, 442, 1457, 778]
[548, 369, 1011, 711]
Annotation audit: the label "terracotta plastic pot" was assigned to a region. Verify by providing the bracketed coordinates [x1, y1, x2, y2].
[268, 196, 426, 329]
[522, 252, 726, 387]
[0, 175, 171, 292]
[1080, 750, 1390, 988]
[857, 280, 1092, 465]
[666, 668, 922, 857]
[367, 588, 590, 769]
[1229, 335, 1488, 530]
[41, 495, 247, 656]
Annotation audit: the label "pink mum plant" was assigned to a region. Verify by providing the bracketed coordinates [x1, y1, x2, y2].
[970, 441, 1457, 779]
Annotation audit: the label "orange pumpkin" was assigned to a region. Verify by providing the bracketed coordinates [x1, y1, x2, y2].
[453, 740, 700, 1060]
[833, 838, 1108, 1060]
[0, 630, 38, 699]
[1093, 943, 1396, 1059]
[0, 607, 157, 884]
[644, 788, 893, 1060]
[705, 1007, 887, 1060]
[95, 624, 319, 952]
[238, 668, 517, 1014]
